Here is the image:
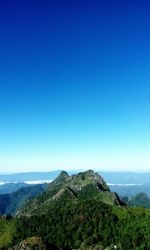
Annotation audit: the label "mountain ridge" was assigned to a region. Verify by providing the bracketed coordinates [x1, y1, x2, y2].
[0, 184, 47, 216]
[0, 170, 150, 249]
[18, 170, 125, 217]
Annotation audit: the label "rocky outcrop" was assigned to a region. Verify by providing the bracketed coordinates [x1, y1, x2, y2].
[13, 237, 46, 250]
[18, 170, 125, 217]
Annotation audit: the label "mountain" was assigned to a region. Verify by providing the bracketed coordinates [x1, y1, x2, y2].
[0, 170, 150, 250]
[0, 194, 10, 214]
[109, 183, 150, 197]
[0, 184, 47, 216]
[0, 171, 62, 182]
[123, 192, 150, 208]
[0, 182, 29, 194]
[1, 170, 149, 216]
[18, 170, 124, 217]
[1, 170, 150, 197]
[1, 170, 150, 184]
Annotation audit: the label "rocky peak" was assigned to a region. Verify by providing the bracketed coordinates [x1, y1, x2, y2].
[81, 169, 95, 176]
[69, 170, 110, 192]
[53, 170, 69, 183]
[94, 172, 110, 191]
[46, 170, 69, 193]
[58, 170, 69, 179]
[18, 170, 124, 217]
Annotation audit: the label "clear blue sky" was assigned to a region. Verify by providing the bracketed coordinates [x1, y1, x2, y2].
[0, 0, 150, 172]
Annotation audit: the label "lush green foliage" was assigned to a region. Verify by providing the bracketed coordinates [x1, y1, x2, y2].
[11, 198, 150, 250]
[13, 199, 118, 249]
[0, 216, 15, 249]
[0, 171, 150, 250]
[113, 206, 150, 250]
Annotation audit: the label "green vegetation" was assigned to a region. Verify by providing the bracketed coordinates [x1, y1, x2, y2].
[0, 216, 15, 249]
[18, 170, 122, 217]
[0, 170, 150, 250]
[13, 199, 118, 249]
[12, 198, 150, 250]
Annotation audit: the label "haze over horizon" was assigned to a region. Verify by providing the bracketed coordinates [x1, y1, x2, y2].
[1, 169, 150, 175]
[0, 0, 150, 173]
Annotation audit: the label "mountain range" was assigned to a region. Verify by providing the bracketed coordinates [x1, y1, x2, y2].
[1, 170, 150, 197]
[0, 170, 150, 218]
[0, 170, 150, 249]
[17, 170, 124, 217]
[0, 184, 47, 216]
[1, 170, 150, 184]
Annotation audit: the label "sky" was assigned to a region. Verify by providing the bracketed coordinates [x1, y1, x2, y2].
[0, 0, 150, 173]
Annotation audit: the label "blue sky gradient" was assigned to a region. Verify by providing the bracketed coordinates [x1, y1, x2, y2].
[0, 0, 150, 172]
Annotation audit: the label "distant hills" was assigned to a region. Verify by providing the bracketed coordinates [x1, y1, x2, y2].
[0, 169, 149, 219]
[0, 170, 150, 197]
[0, 170, 62, 182]
[0, 182, 29, 194]
[1, 170, 150, 184]
[123, 192, 150, 208]
[0, 184, 47, 216]
[101, 172, 150, 197]
[0, 170, 150, 249]
[109, 183, 150, 197]
[0, 170, 125, 217]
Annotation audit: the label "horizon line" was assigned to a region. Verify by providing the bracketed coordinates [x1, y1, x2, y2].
[0, 169, 150, 175]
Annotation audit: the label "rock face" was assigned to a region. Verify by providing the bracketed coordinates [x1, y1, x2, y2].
[13, 237, 46, 250]
[70, 169, 110, 191]
[47, 169, 110, 193]
[18, 170, 124, 217]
